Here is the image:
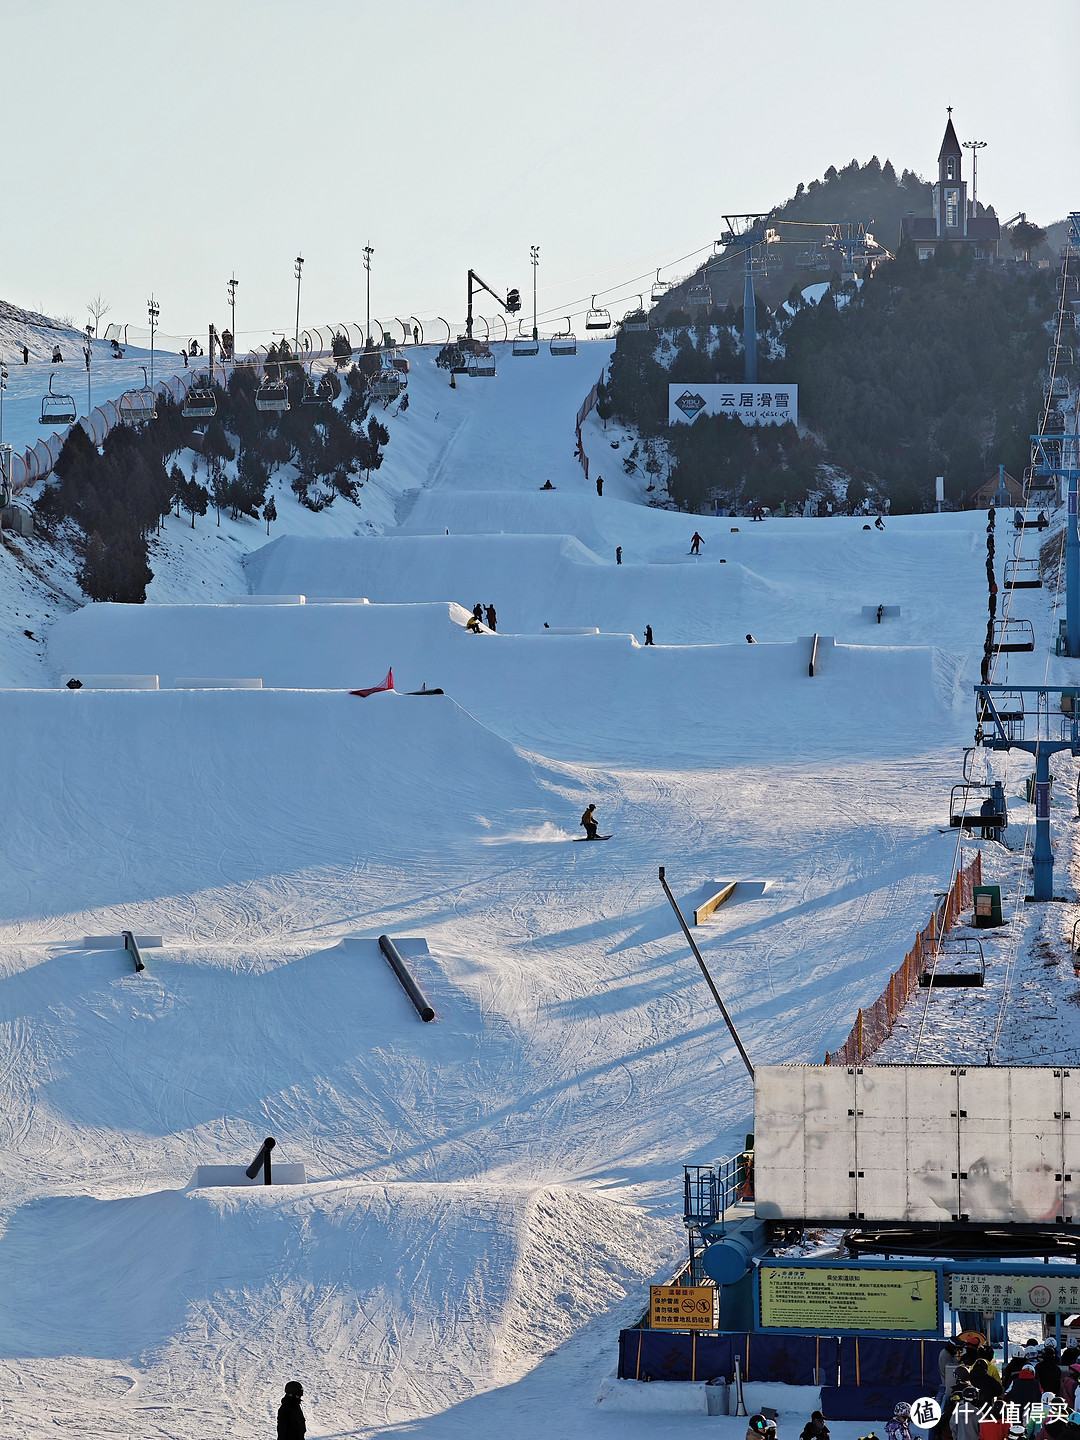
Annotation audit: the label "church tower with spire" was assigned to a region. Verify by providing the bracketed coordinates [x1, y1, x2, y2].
[933, 109, 967, 237]
[899, 110, 999, 261]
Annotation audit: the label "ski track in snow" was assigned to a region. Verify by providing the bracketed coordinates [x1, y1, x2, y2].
[0, 334, 1073, 1437]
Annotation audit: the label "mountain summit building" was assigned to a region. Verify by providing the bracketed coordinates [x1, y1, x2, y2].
[900, 112, 1001, 262]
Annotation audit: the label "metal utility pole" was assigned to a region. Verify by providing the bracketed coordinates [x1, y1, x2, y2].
[293, 256, 304, 352]
[0, 358, 7, 444]
[227, 274, 238, 362]
[363, 245, 374, 348]
[530, 244, 540, 341]
[147, 295, 159, 385]
[963, 139, 987, 209]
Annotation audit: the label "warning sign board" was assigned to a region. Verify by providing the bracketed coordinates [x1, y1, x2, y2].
[649, 1284, 716, 1330]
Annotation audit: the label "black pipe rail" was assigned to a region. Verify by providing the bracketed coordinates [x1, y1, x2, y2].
[379, 934, 436, 1022]
[658, 867, 754, 1079]
[245, 1136, 275, 1185]
[122, 930, 145, 973]
[808, 633, 820, 677]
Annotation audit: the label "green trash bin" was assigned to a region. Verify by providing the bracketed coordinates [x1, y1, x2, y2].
[973, 884, 1003, 928]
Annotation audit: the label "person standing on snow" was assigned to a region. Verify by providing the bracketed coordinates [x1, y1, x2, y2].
[690, 531, 704, 554]
[472, 603, 484, 625]
[596, 475, 603, 496]
[580, 804, 600, 841]
[801, 1413, 830, 1440]
[485, 604, 497, 633]
[886, 1401, 912, 1440]
[277, 1381, 306, 1440]
[616, 546, 622, 564]
[643, 625, 654, 646]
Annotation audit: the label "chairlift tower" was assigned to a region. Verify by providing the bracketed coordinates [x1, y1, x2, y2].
[720, 214, 772, 384]
[1031, 211, 1080, 654]
[976, 685, 1080, 900]
[227, 274, 238, 363]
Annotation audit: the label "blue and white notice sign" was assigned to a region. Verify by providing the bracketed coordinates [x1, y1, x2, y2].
[668, 383, 798, 427]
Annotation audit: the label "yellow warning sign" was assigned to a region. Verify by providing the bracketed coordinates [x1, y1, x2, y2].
[649, 1284, 716, 1330]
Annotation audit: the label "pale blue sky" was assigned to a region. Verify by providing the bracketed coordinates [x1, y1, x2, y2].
[5, 0, 1078, 350]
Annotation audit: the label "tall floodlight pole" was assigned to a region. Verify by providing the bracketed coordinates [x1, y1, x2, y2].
[0, 358, 7, 445]
[530, 244, 540, 342]
[963, 139, 987, 210]
[228, 274, 238, 364]
[293, 256, 304, 352]
[363, 245, 374, 348]
[147, 296, 159, 386]
[84, 324, 93, 413]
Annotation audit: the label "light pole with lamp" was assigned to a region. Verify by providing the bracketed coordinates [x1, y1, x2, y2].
[147, 296, 159, 386]
[363, 245, 374, 348]
[227, 273, 238, 364]
[530, 244, 540, 341]
[84, 324, 93, 414]
[963, 139, 987, 211]
[293, 257, 304, 353]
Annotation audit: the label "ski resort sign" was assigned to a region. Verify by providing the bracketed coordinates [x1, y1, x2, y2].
[669, 384, 798, 427]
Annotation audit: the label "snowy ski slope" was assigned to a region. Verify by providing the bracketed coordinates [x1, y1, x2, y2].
[0, 337, 1068, 1438]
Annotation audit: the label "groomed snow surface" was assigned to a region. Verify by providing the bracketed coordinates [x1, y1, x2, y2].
[0, 339, 1074, 1438]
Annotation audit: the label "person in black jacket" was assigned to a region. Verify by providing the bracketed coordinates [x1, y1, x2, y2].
[277, 1380, 306, 1440]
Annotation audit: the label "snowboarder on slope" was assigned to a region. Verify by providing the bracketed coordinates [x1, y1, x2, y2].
[277, 1381, 306, 1440]
[875, 515, 885, 530]
[690, 531, 704, 554]
[541, 479, 555, 489]
[581, 804, 600, 841]
[616, 546, 622, 564]
[596, 475, 603, 496]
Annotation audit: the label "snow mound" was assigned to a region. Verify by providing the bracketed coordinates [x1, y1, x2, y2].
[0, 1181, 676, 1429]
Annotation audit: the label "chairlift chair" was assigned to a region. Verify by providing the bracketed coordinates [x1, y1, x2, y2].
[1049, 345, 1075, 368]
[796, 250, 822, 270]
[467, 352, 496, 378]
[39, 373, 77, 427]
[651, 270, 667, 303]
[118, 367, 157, 424]
[585, 296, 611, 331]
[919, 936, 986, 989]
[549, 323, 577, 357]
[993, 618, 1036, 652]
[446, 345, 469, 374]
[254, 378, 290, 413]
[621, 297, 649, 333]
[512, 329, 539, 356]
[370, 369, 404, 400]
[1004, 557, 1043, 590]
[686, 280, 713, 307]
[181, 384, 217, 420]
[949, 782, 1006, 833]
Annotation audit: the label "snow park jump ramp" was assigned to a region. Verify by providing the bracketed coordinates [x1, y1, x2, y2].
[242, 516, 989, 651]
[51, 598, 970, 764]
[0, 687, 561, 927]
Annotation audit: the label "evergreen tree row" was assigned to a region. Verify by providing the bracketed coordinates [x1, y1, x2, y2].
[37, 351, 394, 602]
[603, 242, 1058, 514]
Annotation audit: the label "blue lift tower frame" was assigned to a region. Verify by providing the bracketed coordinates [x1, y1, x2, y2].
[975, 685, 1080, 901]
[1030, 431, 1080, 655]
